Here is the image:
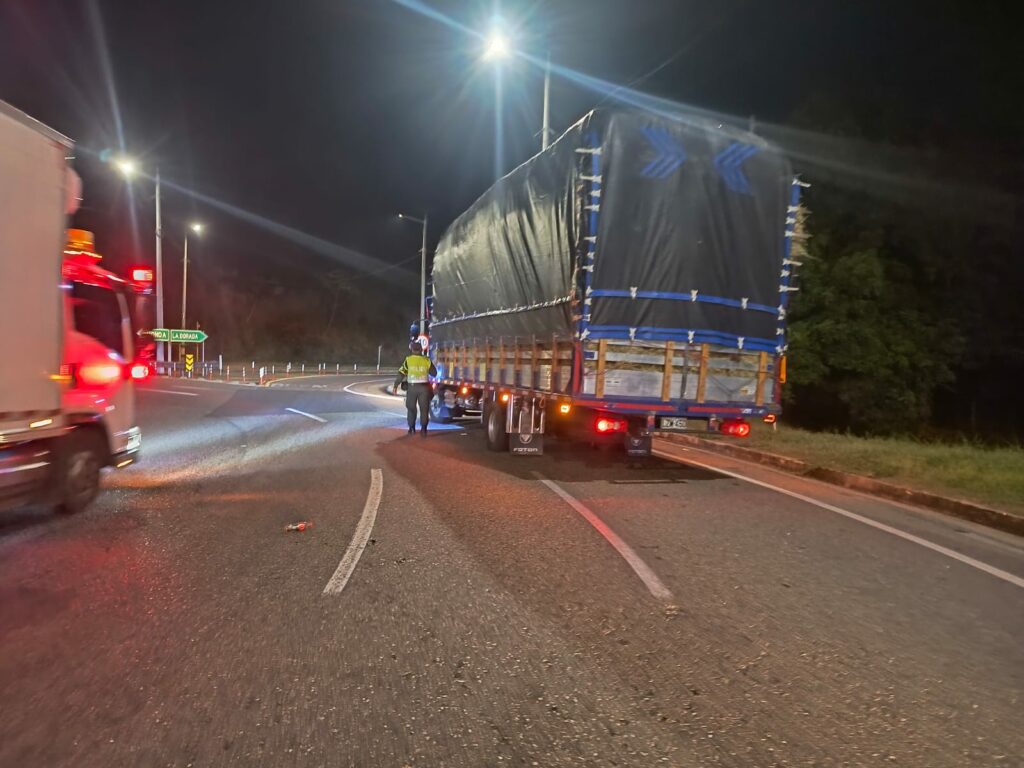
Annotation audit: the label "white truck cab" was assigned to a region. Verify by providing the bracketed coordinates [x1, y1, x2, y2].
[0, 101, 144, 514]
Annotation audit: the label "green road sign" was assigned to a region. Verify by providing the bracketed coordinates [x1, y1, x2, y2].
[170, 329, 208, 343]
[150, 328, 209, 343]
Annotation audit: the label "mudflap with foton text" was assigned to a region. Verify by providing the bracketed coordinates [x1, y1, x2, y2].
[511, 432, 544, 455]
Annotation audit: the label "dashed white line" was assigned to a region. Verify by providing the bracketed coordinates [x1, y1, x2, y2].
[535, 473, 674, 602]
[324, 468, 383, 595]
[654, 447, 1024, 590]
[140, 388, 198, 397]
[284, 407, 327, 423]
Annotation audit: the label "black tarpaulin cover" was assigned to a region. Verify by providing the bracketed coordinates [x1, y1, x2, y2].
[430, 109, 793, 351]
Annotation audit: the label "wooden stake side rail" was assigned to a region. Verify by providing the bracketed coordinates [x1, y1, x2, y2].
[433, 338, 777, 406]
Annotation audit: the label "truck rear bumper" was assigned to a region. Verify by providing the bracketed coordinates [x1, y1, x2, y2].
[0, 440, 53, 511]
[109, 426, 142, 467]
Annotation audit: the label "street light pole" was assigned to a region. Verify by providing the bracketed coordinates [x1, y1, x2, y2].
[398, 213, 429, 337]
[154, 168, 165, 365]
[181, 233, 189, 332]
[542, 51, 551, 151]
[419, 213, 428, 337]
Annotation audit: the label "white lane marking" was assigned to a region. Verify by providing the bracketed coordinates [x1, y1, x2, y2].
[342, 379, 403, 402]
[140, 388, 198, 397]
[324, 468, 383, 595]
[284, 407, 328, 423]
[535, 473, 674, 601]
[653, 447, 1024, 590]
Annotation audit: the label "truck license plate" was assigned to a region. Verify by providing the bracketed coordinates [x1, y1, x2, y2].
[659, 417, 687, 431]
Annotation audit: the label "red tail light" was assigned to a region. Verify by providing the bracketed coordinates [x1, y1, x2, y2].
[130, 266, 154, 283]
[595, 416, 627, 433]
[130, 363, 150, 380]
[719, 419, 751, 438]
[77, 362, 123, 387]
[460, 386, 469, 395]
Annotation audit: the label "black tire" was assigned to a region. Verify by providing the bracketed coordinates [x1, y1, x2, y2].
[56, 428, 107, 514]
[429, 391, 454, 424]
[485, 401, 509, 452]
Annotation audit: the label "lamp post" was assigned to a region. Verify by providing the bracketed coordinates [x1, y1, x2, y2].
[483, 30, 553, 150]
[181, 222, 203, 361]
[398, 213, 428, 337]
[115, 158, 165, 366]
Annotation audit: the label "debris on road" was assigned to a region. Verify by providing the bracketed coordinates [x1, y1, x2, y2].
[284, 522, 314, 532]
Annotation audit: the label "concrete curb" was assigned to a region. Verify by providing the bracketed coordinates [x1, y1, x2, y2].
[657, 433, 1024, 538]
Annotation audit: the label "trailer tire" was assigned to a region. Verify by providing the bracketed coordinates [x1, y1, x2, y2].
[485, 402, 509, 452]
[56, 427, 107, 514]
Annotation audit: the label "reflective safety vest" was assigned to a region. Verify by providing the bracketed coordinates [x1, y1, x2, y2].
[400, 354, 434, 384]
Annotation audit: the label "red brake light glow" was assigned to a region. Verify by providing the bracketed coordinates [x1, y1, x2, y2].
[460, 386, 469, 395]
[500, 392, 510, 403]
[719, 419, 751, 438]
[130, 364, 150, 380]
[130, 266, 154, 283]
[595, 416, 627, 433]
[77, 362, 122, 387]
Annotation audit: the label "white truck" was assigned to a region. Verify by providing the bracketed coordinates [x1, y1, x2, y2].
[0, 100, 143, 514]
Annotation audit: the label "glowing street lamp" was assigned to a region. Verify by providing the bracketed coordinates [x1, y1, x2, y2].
[114, 157, 137, 178]
[483, 31, 511, 60]
[481, 29, 553, 151]
[113, 156, 166, 365]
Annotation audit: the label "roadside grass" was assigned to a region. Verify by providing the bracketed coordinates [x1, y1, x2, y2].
[732, 424, 1024, 514]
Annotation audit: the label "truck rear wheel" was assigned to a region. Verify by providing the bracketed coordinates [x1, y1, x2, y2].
[485, 402, 509, 452]
[429, 389, 455, 424]
[56, 428, 107, 514]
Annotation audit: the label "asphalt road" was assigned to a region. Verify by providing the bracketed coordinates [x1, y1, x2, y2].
[1, 374, 1021, 768]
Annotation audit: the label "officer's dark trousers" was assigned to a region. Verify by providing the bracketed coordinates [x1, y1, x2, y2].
[406, 383, 432, 429]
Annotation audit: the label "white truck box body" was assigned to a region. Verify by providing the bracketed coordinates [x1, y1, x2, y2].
[0, 100, 76, 438]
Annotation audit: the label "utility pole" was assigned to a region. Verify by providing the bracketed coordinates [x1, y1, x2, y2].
[154, 168, 164, 366]
[541, 52, 551, 151]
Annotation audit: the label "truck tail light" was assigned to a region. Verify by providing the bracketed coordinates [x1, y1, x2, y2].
[595, 416, 627, 433]
[558, 403, 571, 415]
[130, 363, 150, 380]
[719, 419, 751, 438]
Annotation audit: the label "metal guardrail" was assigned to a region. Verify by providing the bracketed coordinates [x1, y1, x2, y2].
[155, 361, 398, 384]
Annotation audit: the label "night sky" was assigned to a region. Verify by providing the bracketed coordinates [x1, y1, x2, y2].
[1, 0, 1016, 305]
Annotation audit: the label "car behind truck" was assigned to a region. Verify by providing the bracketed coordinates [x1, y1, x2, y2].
[428, 108, 805, 457]
[0, 100, 144, 513]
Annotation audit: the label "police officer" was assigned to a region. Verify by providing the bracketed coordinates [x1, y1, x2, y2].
[394, 340, 437, 435]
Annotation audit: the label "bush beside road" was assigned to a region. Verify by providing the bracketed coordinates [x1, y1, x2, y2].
[713, 424, 1024, 516]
